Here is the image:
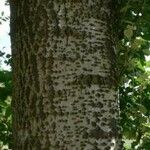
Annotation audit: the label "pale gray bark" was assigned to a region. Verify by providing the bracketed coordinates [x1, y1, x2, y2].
[10, 0, 122, 149]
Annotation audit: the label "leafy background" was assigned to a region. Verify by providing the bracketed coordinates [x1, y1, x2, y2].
[117, 0, 150, 149]
[0, 0, 150, 149]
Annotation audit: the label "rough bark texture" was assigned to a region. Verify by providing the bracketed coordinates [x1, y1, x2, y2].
[10, 0, 122, 149]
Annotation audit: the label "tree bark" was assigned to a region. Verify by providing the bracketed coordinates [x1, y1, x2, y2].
[10, 0, 122, 149]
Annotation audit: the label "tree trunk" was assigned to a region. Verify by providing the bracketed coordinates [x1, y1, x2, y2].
[10, 0, 122, 149]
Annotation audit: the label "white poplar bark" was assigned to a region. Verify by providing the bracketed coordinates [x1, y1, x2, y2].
[10, 0, 122, 149]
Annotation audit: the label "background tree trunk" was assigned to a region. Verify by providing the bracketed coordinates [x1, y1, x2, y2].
[10, 0, 122, 149]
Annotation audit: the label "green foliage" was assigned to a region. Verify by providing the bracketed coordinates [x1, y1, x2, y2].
[0, 69, 12, 149]
[118, 0, 150, 149]
[120, 71, 150, 149]
[0, 11, 12, 147]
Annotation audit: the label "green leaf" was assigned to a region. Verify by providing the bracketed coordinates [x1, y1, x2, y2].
[142, 49, 150, 56]
[5, 106, 12, 117]
[124, 25, 134, 39]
